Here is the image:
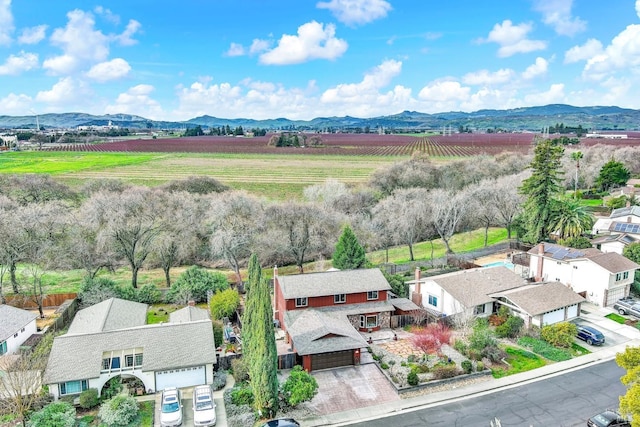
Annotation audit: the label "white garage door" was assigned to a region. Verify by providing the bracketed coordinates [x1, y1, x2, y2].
[155, 366, 205, 391]
[542, 308, 565, 325]
[567, 304, 579, 319]
[605, 286, 627, 307]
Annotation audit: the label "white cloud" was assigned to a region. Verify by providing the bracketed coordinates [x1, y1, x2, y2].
[462, 68, 514, 85]
[418, 80, 470, 102]
[0, 93, 32, 114]
[321, 59, 403, 102]
[0, 51, 38, 75]
[259, 21, 347, 65]
[481, 20, 547, 57]
[522, 57, 548, 79]
[636, 0, 640, 19]
[564, 38, 603, 63]
[18, 25, 47, 45]
[249, 39, 271, 55]
[316, 0, 392, 26]
[0, 0, 14, 46]
[44, 9, 110, 74]
[583, 24, 640, 80]
[114, 19, 141, 46]
[534, 0, 586, 36]
[226, 43, 245, 57]
[35, 77, 92, 106]
[105, 84, 164, 119]
[94, 6, 120, 25]
[523, 83, 565, 105]
[86, 58, 131, 82]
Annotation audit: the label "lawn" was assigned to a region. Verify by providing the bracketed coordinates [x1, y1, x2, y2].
[606, 313, 627, 324]
[491, 346, 547, 378]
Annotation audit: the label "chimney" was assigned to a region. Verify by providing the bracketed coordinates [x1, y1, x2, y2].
[535, 243, 544, 282]
[188, 300, 195, 307]
[628, 216, 632, 223]
[411, 267, 423, 307]
[274, 265, 278, 280]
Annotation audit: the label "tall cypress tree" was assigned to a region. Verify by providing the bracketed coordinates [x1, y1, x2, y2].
[519, 139, 564, 243]
[241, 254, 261, 369]
[332, 225, 366, 269]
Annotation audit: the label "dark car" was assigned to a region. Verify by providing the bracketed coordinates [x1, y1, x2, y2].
[587, 409, 630, 427]
[260, 419, 300, 427]
[577, 325, 605, 346]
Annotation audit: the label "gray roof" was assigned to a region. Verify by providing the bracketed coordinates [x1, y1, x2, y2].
[67, 298, 147, 335]
[587, 252, 640, 273]
[492, 282, 585, 316]
[285, 309, 367, 355]
[0, 305, 37, 341]
[389, 298, 422, 312]
[591, 233, 638, 245]
[427, 266, 527, 309]
[44, 320, 216, 384]
[277, 268, 391, 299]
[170, 306, 210, 323]
[315, 301, 395, 317]
[610, 206, 640, 219]
[528, 242, 640, 273]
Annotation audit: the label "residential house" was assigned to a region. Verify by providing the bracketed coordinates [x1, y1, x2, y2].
[528, 243, 640, 306]
[274, 267, 419, 371]
[0, 305, 38, 356]
[408, 266, 584, 327]
[592, 205, 640, 236]
[44, 298, 216, 400]
[592, 233, 639, 255]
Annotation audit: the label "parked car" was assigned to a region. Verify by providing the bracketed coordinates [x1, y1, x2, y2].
[576, 325, 605, 346]
[587, 409, 630, 427]
[159, 387, 183, 427]
[260, 419, 301, 427]
[192, 385, 217, 426]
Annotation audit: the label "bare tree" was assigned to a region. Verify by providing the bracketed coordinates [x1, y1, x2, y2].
[368, 158, 440, 196]
[491, 174, 525, 239]
[209, 191, 265, 284]
[430, 188, 467, 254]
[372, 188, 431, 262]
[467, 182, 500, 247]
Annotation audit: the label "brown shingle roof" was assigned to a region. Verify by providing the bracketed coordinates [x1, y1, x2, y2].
[277, 268, 391, 299]
[492, 282, 585, 315]
[586, 252, 640, 273]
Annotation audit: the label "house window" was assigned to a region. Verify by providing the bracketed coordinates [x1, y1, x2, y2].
[367, 291, 378, 300]
[0, 341, 6, 355]
[135, 354, 143, 366]
[110, 357, 120, 369]
[427, 295, 438, 307]
[21, 327, 25, 332]
[13, 332, 18, 338]
[475, 304, 486, 315]
[616, 272, 629, 281]
[557, 261, 561, 265]
[125, 355, 134, 368]
[359, 315, 378, 329]
[295, 297, 308, 307]
[573, 266, 578, 270]
[102, 358, 110, 370]
[334, 294, 346, 304]
[59, 380, 88, 396]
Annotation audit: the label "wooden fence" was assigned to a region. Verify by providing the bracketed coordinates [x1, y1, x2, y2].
[5, 293, 77, 309]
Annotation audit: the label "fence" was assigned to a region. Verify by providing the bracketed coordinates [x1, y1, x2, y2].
[5, 292, 78, 309]
[49, 298, 79, 332]
[277, 353, 297, 370]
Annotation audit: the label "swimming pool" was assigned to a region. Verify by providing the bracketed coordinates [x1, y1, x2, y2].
[482, 260, 515, 269]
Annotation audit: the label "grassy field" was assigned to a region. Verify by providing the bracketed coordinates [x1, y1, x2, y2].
[0, 151, 407, 200]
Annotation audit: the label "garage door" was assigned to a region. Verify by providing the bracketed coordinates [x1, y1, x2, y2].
[542, 308, 565, 325]
[567, 304, 579, 319]
[605, 286, 627, 307]
[155, 366, 205, 391]
[311, 350, 353, 371]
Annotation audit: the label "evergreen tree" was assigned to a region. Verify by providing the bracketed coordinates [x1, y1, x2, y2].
[519, 139, 564, 243]
[332, 225, 366, 269]
[596, 159, 630, 192]
[241, 254, 261, 369]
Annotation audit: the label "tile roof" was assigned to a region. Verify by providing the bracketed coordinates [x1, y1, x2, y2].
[491, 282, 585, 316]
[169, 306, 210, 323]
[44, 320, 216, 384]
[0, 305, 37, 341]
[277, 268, 391, 299]
[67, 298, 147, 335]
[425, 266, 527, 308]
[284, 310, 367, 355]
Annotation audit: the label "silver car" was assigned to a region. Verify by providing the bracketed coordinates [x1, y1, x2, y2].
[160, 387, 183, 427]
[192, 385, 217, 426]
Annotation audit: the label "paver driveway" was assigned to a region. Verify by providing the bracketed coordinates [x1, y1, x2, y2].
[304, 363, 399, 415]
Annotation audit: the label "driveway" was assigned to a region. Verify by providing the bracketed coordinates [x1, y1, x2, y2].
[304, 363, 399, 416]
[572, 306, 640, 349]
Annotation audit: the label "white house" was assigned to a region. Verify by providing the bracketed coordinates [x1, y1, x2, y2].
[0, 305, 38, 356]
[44, 298, 216, 400]
[407, 266, 584, 327]
[592, 233, 639, 255]
[593, 206, 640, 235]
[528, 243, 639, 307]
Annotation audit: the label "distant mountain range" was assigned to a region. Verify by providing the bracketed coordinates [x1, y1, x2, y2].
[1, 104, 638, 132]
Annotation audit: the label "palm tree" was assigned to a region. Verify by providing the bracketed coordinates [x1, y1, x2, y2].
[551, 197, 595, 240]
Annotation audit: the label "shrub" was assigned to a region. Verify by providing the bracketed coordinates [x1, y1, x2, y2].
[117, 285, 138, 302]
[482, 345, 507, 363]
[101, 377, 122, 400]
[467, 349, 482, 361]
[461, 360, 473, 374]
[166, 266, 229, 304]
[212, 320, 224, 349]
[432, 365, 459, 380]
[517, 336, 572, 362]
[495, 316, 524, 338]
[453, 339, 468, 355]
[78, 277, 120, 307]
[281, 365, 319, 407]
[230, 386, 254, 406]
[381, 363, 389, 369]
[28, 402, 76, 427]
[407, 371, 419, 386]
[540, 322, 577, 348]
[78, 388, 99, 409]
[469, 321, 497, 351]
[98, 395, 139, 426]
[136, 283, 162, 304]
[231, 357, 250, 383]
[476, 361, 484, 371]
[210, 288, 241, 320]
[212, 370, 228, 391]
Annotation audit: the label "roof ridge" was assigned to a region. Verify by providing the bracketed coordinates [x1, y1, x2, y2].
[99, 298, 114, 332]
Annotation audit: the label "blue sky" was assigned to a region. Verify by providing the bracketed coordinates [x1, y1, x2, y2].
[1, 0, 640, 121]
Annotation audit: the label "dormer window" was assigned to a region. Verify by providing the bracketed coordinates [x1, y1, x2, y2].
[295, 297, 308, 307]
[367, 291, 378, 300]
[334, 294, 346, 304]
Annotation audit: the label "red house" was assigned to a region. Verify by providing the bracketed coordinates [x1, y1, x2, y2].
[273, 267, 395, 371]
